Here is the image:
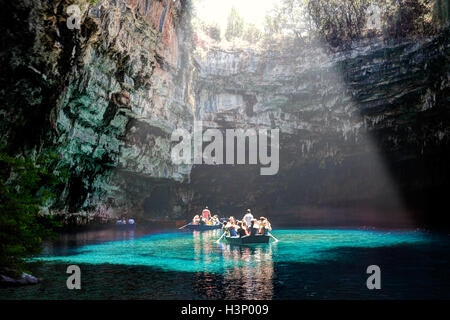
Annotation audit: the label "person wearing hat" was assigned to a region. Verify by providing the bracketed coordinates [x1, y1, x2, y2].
[258, 217, 272, 235]
[211, 215, 220, 225]
[192, 215, 200, 225]
[243, 209, 254, 227]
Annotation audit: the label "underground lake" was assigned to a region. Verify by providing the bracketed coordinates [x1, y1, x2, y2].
[1, 227, 449, 300]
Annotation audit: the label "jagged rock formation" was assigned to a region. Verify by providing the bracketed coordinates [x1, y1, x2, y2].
[1, 0, 195, 219]
[1, 1, 449, 226]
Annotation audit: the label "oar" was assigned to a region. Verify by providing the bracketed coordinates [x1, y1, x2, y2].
[178, 223, 191, 230]
[268, 232, 279, 242]
[216, 231, 227, 243]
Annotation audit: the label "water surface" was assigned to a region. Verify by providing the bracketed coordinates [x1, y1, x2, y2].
[1, 228, 449, 299]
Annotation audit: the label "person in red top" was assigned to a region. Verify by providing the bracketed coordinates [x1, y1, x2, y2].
[201, 206, 211, 220]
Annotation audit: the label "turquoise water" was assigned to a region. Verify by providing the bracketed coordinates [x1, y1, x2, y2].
[35, 229, 433, 274]
[2, 228, 450, 299]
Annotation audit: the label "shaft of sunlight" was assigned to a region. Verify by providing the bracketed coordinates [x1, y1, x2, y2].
[194, 0, 278, 30]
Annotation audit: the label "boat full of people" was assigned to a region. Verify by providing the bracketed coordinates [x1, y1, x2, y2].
[220, 209, 274, 244]
[115, 215, 136, 230]
[182, 207, 223, 231]
[184, 207, 276, 244]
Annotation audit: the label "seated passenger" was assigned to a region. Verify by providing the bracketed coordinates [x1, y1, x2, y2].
[192, 215, 200, 225]
[237, 221, 246, 238]
[249, 219, 258, 235]
[226, 221, 237, 237]
[242, 221, 250, 236]
[258, 217, 266, 235]
[117, 215, 128, 224]
[264, 218, 272, 234]
[258, 217, 272, 235]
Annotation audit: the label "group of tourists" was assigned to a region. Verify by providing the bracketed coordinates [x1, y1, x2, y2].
[191, 207, 272, 238]
[223, 209, 272, 238]
[116, 215, 135, 225]
[191, 206, 221, 226]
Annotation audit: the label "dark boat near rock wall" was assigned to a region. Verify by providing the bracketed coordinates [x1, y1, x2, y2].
[224, 235, 271, 245]
[185, 223, 222, 231]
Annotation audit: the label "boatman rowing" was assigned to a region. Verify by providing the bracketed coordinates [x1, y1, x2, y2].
[202, 206, 211, 221]
[243, 209, 253, 226]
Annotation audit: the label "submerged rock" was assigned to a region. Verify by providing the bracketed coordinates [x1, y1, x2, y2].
[0, 273, 42, 287]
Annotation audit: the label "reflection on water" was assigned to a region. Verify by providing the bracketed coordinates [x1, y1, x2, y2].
[221, 245, 274, 300]
[42, 229, 139, 257]
[193, 230, 215, 263]
[191, 230, 275, 299]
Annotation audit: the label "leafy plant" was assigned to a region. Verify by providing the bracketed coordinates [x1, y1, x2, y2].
[0, 147, 67, 275]
[225, 7, 245, 41]
[243, 23, 263, 43]
[262, 0, 444, 48]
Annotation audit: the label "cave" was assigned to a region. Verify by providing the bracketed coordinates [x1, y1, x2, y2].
[2, 0, 450, 302]
[0, 0, 449, 229]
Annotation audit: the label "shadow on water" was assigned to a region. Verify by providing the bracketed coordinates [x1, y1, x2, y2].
[273, 244, 450, 299]
[1, 229, 450, 300]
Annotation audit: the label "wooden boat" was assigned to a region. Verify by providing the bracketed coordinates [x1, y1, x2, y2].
[184, 223, 222, 231]
[224, 234, 271, 245]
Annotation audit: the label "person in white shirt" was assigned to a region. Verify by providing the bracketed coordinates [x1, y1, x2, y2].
[243, 209, 254, 227]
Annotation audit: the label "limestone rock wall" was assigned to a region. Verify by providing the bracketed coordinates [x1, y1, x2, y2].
[1, 0, 195, 219]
